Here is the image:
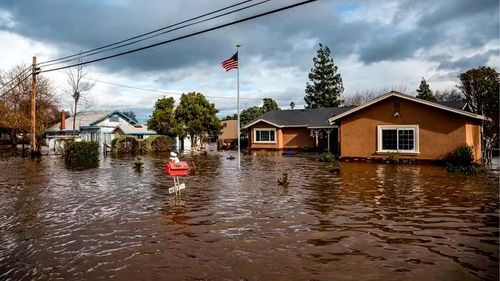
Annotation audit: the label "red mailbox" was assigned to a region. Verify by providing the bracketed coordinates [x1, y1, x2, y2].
[164, 161, 189, 176]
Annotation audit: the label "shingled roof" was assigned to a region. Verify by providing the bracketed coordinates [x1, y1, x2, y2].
[436, 100, 469, 111]
[243, 107, 354, 129]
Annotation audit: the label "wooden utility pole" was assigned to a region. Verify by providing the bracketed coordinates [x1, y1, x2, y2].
[30, 56, 37, 154]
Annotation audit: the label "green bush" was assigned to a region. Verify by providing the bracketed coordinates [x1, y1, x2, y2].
[387, 152, 399, 164]
[319, 152, 335, 162]
[112, 136, 139, 154]
[445, 145, 474, 166]
[145, 135, 173, 152]
[64, 141, 99, 167]
[445, 145, 483, 175]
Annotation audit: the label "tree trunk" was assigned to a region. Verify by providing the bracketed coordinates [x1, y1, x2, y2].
[10, 130, 17, 148]
[72, 99, 78, 138]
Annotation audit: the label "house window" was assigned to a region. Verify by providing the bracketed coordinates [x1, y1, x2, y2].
[254, 128, 276, 143]
[109, 116, 119, 122]
[377, 125, 419, 153]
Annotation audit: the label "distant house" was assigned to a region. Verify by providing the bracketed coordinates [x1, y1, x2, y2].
[218, 119, 238, 149]
[45, 110, 138, 151]
[112, 123, 157, 139]
[243, 107, 353, 153]
[45, 110, 196, 152]
[244, 91, 488, 162]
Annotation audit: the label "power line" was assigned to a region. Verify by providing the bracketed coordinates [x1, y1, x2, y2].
[86, 77, 293, 101]
[40, 0, 318, 73]
[41, 0, 273, 68]
[37, 0, 255, 66]
[0, 66, 33, 91]
[0, 72, 32, 98]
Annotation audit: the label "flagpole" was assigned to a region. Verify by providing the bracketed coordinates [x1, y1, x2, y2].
[236, 44, 241, 170]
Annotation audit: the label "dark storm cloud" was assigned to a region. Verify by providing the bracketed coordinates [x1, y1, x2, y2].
[437, 49, 498, 71]
[0, 0, 498, 72]
[357, 0, 499, 64]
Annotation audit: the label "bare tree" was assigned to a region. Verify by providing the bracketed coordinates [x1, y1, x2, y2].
[434, 89, 463, 102]
[343, 89, 382, 106]
[343, 86, 410, 107]
[65, 56, 95, 137]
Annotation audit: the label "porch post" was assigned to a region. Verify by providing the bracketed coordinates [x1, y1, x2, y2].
[325, 129, 332, 152]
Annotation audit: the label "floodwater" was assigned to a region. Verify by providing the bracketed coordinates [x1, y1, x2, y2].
[0, 150, 498, 281]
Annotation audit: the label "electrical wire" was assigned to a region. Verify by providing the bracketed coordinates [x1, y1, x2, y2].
[0, 66, 33, 91]
[40, 0, 318, 73]
[86, 77, 294, 101]
[37, 0, 256, 66]
[40, 0, 273, 68]
[0, 72, 32, 98]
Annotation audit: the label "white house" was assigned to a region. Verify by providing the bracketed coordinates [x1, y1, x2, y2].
[45, 111, 138, 152]
[45, 110, 193, 152]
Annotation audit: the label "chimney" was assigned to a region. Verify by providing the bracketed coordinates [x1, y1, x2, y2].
[60, 111, 66, 131]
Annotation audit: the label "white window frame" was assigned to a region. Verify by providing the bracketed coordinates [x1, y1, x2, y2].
[254, 128, 277, 143]
[377, 125, 419, 154]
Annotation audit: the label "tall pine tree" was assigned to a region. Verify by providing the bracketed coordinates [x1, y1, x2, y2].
[304, 43, 344, 108]
[416, 78, 435, 101]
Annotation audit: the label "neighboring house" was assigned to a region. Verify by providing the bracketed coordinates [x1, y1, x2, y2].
[112, 123, 157, 139]
[244, 91, 488, 162]
[243, 107, 354, 153]
[45, 110, 137, 151]
[218, 119, 238, 149]
[329, 91, 487, 162]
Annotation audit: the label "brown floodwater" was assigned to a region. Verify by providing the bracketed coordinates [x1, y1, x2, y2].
[0, 150, 498, 281]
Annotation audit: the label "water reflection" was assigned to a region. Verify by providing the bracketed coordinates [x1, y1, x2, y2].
[0, 151, 498, 280]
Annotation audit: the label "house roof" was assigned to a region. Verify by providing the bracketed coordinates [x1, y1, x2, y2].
[46, 110, 137, 133]
[112, 123, 157, 135]
[328, 91, 489, 123]
[243, 107, 354, 129]
[436, 100, 469, 111]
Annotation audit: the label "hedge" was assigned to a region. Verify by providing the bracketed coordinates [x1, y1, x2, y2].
[145, 135, 173, 152]
[64, 141, 99, 167]
[112, 136, 139, 154]
[112, 135, 173, 154]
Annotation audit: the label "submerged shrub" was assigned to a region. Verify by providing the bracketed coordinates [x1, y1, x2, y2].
[319, 152, 335, 162]
[145, 135, 173, 152]
[387, 152, 399, 164]
[445, 145, 474, 166]
[112, 136, 139, 154]
[277, 171, 289, 188]
[133, 156, 144, 171]
[64, 141, 99, 167]
[445, 145, 483, 175]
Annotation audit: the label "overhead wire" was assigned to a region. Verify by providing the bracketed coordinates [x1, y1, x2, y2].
[40, 0, 318, 73]
[0, 66, 33, 91]
[85, 76, 294, 101]
[40, 0, 274, 68]
[0, 72, 32, 98]
[37, 0, 256, 66]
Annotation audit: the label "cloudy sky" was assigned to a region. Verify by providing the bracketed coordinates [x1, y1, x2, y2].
[0, 0, 498, 122]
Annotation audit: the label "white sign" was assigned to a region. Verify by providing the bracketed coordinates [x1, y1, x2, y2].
[169, 183, 186, 194]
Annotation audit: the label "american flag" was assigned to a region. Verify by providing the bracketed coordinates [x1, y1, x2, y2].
[220, 52, 238, 72]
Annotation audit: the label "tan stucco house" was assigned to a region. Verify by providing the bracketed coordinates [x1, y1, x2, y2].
[218, 119, 238, 149]
[244, 91, 488, 162]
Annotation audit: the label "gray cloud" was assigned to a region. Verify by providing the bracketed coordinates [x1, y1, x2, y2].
[0, 0, 497, 72]
[437, 49, 498, 71]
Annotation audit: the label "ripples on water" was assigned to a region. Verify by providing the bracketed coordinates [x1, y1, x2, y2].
[0, 151, 498, 280]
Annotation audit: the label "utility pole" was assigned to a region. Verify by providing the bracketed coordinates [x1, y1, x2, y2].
[30, 56, 37, 156]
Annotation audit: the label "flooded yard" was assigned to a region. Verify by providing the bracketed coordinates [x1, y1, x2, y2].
[0, 151, 498, 280]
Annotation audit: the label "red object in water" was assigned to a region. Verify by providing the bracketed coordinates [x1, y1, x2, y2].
[164, 161, 189, 176]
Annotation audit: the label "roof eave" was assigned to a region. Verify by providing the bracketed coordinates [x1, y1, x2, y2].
[328, 91, 490, 124]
